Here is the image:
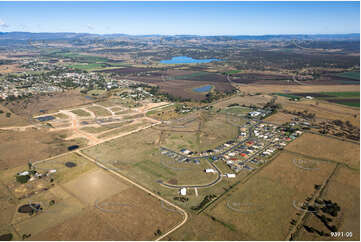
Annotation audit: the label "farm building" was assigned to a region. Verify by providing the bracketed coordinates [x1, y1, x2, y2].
[226, 173, 236, 178]
[205, 168, 216, 173]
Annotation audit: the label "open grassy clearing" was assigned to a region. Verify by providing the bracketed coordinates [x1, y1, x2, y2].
[285, 133, 360, 169]
[161, 131, 199, 152]
[160, 113, 238, 153]
[221, 106, 251, 115]
[110, 106, 123, 112]
[264, 112, 296, 125]
[96, 98, 127, 107]
[70, 109, 91, 117]
[198, 114, 239, 151]
[86, 106, 112, 116]
[205, 151, 336, 241]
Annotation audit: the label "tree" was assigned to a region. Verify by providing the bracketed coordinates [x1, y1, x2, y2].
[16, 175, 30, 184]
[5, 112, 11, 118]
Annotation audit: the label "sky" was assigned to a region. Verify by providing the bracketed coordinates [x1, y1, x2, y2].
[0, 1, 359, 35]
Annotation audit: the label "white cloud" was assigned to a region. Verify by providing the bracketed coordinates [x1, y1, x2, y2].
[0, 19, 9, 28]
[87, 24, 94, 30]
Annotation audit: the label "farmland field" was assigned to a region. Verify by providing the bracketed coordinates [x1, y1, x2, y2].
[287, 92, 360, 107]
[335, 71, 360, 81]
[285, 133, 360, 169]
[204, 151, 336, 241]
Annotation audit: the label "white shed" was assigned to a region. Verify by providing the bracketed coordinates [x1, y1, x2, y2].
[180, 188, 187, 196]
[226, 173, 236, 178]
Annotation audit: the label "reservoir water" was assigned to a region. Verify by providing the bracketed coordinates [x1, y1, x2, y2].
[160, 56, 220, 64]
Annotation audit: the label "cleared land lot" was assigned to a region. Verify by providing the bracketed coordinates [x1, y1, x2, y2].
[285, 133, 360, 169]
[205, 151, 336, 241]
[70, 109, 91, 117]
[297, 167, 360, 241]
[86, 106, 112, 117]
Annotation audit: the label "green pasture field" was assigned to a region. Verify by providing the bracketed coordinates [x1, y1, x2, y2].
[335, 71, 360, 81]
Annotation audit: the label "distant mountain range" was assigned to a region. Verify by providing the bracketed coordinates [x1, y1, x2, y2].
[0, 31, 359, 41]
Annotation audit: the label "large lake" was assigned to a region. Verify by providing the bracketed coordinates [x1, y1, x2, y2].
[193, 85, 213, 93]
[160, 56, 221, 64]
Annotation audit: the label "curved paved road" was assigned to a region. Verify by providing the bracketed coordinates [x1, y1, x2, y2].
[160, 125, 256, 189]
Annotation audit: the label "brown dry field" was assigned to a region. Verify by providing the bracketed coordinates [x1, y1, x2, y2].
[212, 94, 273, 109]
[236, 84, 360, 94]
[203, 151, 336, 241]
[285, 133, 360, 169]
[32, 185, 183, 241]
[276, 97, 360, 127]
[0, 104, 29, 127]
[297, 167, 360, 241]
[264, 111, 296, 125]
[3, 90, 93, 117]
[0, 128, 87, 170]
